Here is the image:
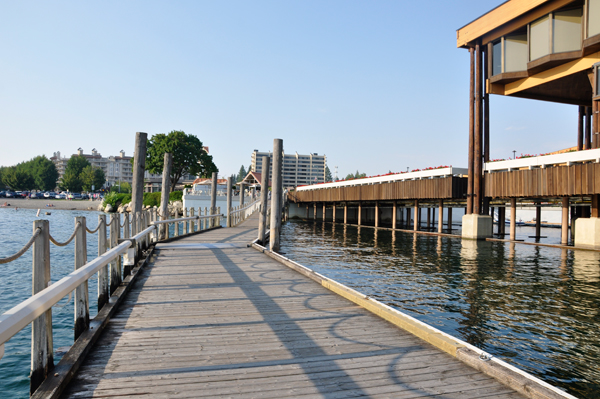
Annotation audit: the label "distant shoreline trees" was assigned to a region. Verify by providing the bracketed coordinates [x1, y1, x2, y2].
[0, 155, 59, 191]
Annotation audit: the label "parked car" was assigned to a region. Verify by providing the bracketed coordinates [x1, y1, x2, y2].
[0, 191, 5, 198]
[43, 192, 53, 198]
[5, 191, 17, 198]
[81, 193, 89, 200]
[20, 191, 30, 198]
[56, 193, 66, 199]
[30, 192, 44, 199]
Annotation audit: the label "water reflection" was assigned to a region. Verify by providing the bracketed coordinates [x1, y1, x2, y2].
[280, 220, 600, 398]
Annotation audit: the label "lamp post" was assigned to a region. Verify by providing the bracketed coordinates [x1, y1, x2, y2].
[512, 150, 516, 160]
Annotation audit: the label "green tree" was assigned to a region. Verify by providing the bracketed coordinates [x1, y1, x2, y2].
[81, 166, 106, 192]
[3, 167, 35, 190]
[145, 130, 218, 192]
[29, 156, 59, 191]
[65, 155, 92, 177]
[237, 165, 247, 182]
[325, 166, 332, 182]
[59, 169, 82, 192]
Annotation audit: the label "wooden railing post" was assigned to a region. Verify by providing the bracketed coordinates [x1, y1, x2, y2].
[226, 177, 233, 228]
[211, 172, 218, 228]
[97, 214, 108, 311]
[190, 208, 195, 232]
[174, 209, 179, 237]
[110, 214, 121, 294]
[204, 207, 208, 230]
[217, 206, 221, 226]
[74, 216, 89, 341]
[183, 207, 188, 234]
[31, 219, 53, 395]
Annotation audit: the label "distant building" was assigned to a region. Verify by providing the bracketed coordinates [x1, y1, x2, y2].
[251, 150, 326, 188]
[50, 148, 133, 188]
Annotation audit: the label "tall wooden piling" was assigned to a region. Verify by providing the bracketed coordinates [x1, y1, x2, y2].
[438, 200, 443, 233]
[562, 197, 569, 245]
[510, 198, 517, 241]
[270, 138, 283, 252]
[535, 202, 542, 239]
[375, 202, 379, 228]
[333, 204, 337, 223]
[74, 217, 89, 341]
[239, 182, 245, 207]
[447, 207, 452, 233]
[358, 203, 362, 226]
[258, 157, 270, 242]
[211, 172, 218, 228]
[467, 47, 475, 215]
[227, 176, 233, 228]
[392, 201, 397, 230]
[159, 153, 172, 240]
[31, 220, 53, 395]
[323, 204, 326, 222]
[131, 132, 148, 237]
[413, 200, 419, 231]
[499, 207, 506, 236]
[344, 204, 348, 224]
[97, 215, 108, 311]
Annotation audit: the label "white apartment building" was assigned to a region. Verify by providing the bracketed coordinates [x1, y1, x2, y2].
[251, 150, 326, 188]
[51, 148, 133, 188]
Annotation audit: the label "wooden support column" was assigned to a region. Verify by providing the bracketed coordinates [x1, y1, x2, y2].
[499, 207, 506, 236]
[270, 138, 283, 252]
[474, 42, 483, 215]
[31, 220, 53, 395]
[438, 200, 443, 233]
[258, 157, 269, 242]
[344, 203, 348, 224]
[159, 153, 172, 240]
[227, 176, 233, 228]
[97, 215, 108, 311]
[413, 200, 419, 231]
[313, 203, 317, 220]
[375, 201, 379, 228]
[587, 105, 593, 149]
[239, 182, 245, 207]
[447, 207, 452, 233]
[482, 43, 490, 216]
[110, 214, 121, 294]
[406, 207, 411, 230]
[74, 217, 89, 341]
[131, 132, 148, 237]
[431, 205, 435, 230]
[467, 47, 475, 215]
[535, 202, 542, 239]
[426, 208, 431, 230]
[333, 204, 337, 222]
[392, 201, 397, 230]
[562, 197, 569, 245]
[592, 194, 600, 218]
[211, 172, 218, 228]
[510, 198, 517, 241]
[323, 203, 326, 222]
[358, 203, 362, 226]
[578, 106, 585, 150]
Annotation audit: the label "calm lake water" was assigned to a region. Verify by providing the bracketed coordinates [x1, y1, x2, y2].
[279, 220, 600, 399]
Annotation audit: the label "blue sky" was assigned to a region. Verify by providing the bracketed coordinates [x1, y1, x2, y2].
[0, 1, 579, 179]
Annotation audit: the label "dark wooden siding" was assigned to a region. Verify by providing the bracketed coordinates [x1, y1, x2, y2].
[289, 177, 467, 203]
[485, 163, 600, 198]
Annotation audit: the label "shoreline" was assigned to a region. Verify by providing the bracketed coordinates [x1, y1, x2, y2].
[0, 198, 102, 211]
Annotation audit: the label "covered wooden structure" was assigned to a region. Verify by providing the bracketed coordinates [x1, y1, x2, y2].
[458, 0, 600, 245]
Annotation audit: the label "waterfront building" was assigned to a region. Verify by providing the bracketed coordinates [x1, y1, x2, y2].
[251, 150, 326, 188]
[457, 0, 600, 245]
[50, 148, 133, 188]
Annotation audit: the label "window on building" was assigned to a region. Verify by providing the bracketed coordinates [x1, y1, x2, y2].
[530, 15, 550, 60]
[505, 33, 528, 72]
[589, 0, 600, 37]
[553, 8, 582, 53]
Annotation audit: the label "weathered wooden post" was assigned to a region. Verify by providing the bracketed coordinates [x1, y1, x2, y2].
[98, 214, 108, 311]
[204, 207, 209, 230]
[438, 200, 443, 233]
[323, 204, 326, 222]
[413, 200, 419, 231]
[174, 208, 179, 237]
[447, 207, 453, 233]
[258, 157, 270, 243]
[159, 153, 172, 241]
[535, 202, 542, 239]
[357, 203, 362, 226]
[226, 176, 233, 227]
[211, 172, 218, 228]
[499, 207, 506, 236]
[332, 204, 336, 223]
[375, 202, 379, 228]
[183, 207, 188, 234]
[239, 182, 245, 208]
[344, 204, 348, 224]
[392, 201, 397, 230]
[270, 138, 283, 251]
[510, 198, 517, 241]
[131, 132, 148, 240]
[110, 214, 121, 294]
[190, 207, 195, 232]
[31, 220, 53, 395]
[74, 217, 89, 340]
[217, 207, 221, 226]
[561, 197, 569, 245]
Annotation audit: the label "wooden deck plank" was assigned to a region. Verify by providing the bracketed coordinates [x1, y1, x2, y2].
[61, 216, 525, 399]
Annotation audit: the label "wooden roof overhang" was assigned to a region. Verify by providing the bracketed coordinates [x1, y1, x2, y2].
[457, 0, 599, 106]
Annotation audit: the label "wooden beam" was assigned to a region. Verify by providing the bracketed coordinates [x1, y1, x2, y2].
[467, 48, 475, 215]
[504, 51, 600, 96]
[474, 43, 483, 215]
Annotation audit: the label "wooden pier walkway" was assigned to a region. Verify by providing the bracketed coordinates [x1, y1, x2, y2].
[61, 215, 525, 398]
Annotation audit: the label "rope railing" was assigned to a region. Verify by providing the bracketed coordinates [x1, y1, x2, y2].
[85, 219, 105, 234]
[0, 228, 42, 264]
[49, 222, 81, 247]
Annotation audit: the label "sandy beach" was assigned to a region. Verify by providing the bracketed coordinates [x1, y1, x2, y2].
[0, 197, 103, 211]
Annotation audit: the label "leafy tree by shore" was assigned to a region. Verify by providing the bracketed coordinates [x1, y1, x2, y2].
[145, 131, 218, 192]
[325, 166, 332, 182]
[0, 155, 58, 191]
[344, 170, 367, 180]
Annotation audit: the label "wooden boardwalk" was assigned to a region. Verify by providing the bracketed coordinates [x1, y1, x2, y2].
[62, 216, 525, 398]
